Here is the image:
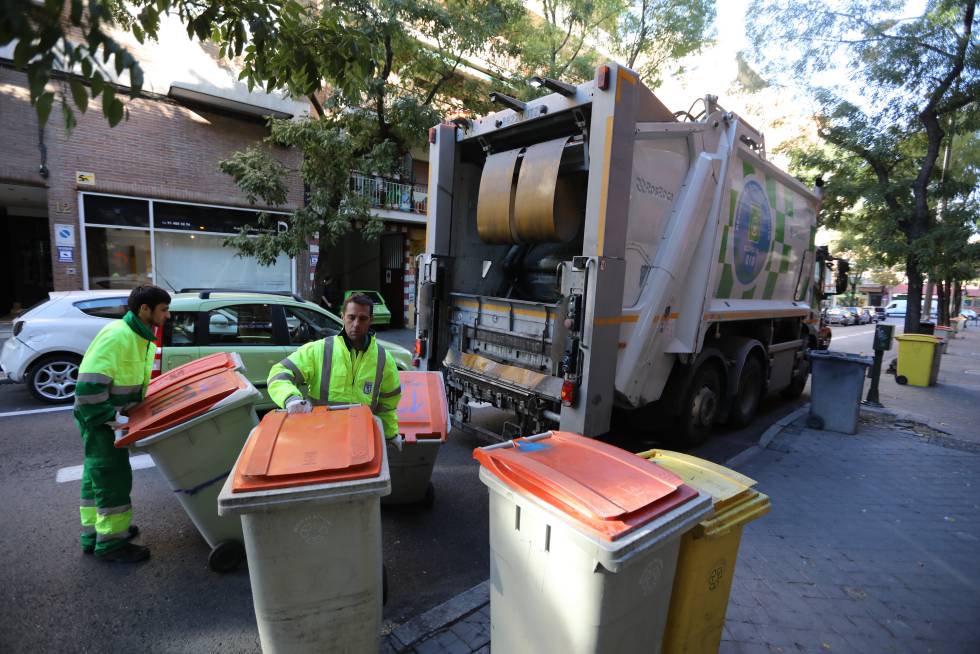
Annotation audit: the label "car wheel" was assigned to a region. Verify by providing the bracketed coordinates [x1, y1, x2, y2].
[26, 354, 82, 404]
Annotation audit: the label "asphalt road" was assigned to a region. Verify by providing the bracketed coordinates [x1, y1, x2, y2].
[2, 323, 901, 651]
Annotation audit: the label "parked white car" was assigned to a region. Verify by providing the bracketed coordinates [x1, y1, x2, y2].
[0, 291, 130, 403]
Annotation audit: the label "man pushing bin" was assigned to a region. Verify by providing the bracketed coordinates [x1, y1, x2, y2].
[267, 293, 402, 440]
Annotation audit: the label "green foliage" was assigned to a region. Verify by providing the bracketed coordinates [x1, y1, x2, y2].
[747, 0, 979, 331]
[1, 1, 281, 130]
[616, 0, 716, 88]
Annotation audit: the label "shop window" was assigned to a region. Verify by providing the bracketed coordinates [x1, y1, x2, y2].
[84, 227, 152, 289]
[207, 304, 274, 345]
[154, 202, 281, 234]
[83, 195, 150, 227]
[154, 231, 290, 292]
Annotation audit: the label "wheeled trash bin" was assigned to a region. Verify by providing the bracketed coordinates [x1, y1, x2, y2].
[807, 350, 873, 434]
[218, 405, 390, 654]
[474, 431, 711, 654]
[895, 334, 942, 387]
[638, 449, 770, 654]
[384, 371, 450, 507]
[115, 363, 260, 571]
[146, 351, 244, 397]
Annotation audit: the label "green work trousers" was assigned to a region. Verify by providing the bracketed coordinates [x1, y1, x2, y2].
[77, 421, 133, 555]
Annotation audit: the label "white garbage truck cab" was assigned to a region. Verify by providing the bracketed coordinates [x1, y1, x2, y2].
[415, 62, 827, 446]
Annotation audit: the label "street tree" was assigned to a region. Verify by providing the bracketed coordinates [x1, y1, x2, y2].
[746, 0, 979, 334]
[0, 0, 280, 129]
[615, 0, 715, 88]
[215, 0, 523, 303]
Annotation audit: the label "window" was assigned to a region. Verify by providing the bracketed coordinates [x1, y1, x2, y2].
[206, 304, 274, 345]
[154, 202, 281, 234]
[154, 231, 290, 292]
[83, 195, 149, 227]
[284, 306, 339, 345]
[164, 311, 197, 346]
[84, 227, 152, 289]
[73, 297, 129, 319]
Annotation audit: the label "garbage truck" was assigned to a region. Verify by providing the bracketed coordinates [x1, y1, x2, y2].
[414, 61, 841, 446]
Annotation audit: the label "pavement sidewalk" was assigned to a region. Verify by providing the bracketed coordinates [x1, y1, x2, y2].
[384, 330, 980, 654]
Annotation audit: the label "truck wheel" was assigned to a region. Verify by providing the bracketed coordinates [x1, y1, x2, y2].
[675, 364, 722, 448]
[26, 354, 81, 404]
[728, 356, 764, 428]
[780, 358, 810, 400]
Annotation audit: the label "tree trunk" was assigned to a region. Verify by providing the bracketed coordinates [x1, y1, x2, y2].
[923, 279, 934, 317]
[904, 257, 923, 334]
[936, 279, 950, 326]
[953, 283, 963, 317]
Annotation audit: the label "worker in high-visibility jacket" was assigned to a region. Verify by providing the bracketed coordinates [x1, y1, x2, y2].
[74, 285, 170, 563]
[268, 293, 402, 441]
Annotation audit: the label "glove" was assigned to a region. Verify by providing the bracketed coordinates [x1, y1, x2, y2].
[285, 397, 312, 414]
[389, 435, 405, 452]
[108, 412, 129, 442]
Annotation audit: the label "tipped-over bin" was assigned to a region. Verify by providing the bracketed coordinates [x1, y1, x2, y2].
[218, 405, 390, 654]
[638, 449, 770, 654]
[474, 431, 711, 654]
[384, 371, 450, 507]
[115, 361, 260, 572]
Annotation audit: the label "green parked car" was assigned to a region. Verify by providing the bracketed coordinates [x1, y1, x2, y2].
[161, 291, 411, 410]
[343, 290, 392, 327]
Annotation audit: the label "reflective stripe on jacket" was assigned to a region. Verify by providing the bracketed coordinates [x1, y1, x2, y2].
[268, 333, 402, 437]
[73, 311, 156, 428]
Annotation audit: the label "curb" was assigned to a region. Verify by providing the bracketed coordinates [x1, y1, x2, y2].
[725, 404, 809, 469]
[388, 580, 489, 652]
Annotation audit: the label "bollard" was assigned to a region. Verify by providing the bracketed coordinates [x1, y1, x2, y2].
[864, 323, 894, 407]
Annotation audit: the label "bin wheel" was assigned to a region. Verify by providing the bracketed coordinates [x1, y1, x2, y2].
[896, 375, 908, 385]
[382, 564, 388, 606]
[421, 483, 435, 510]
[208, 540, 245, 573]
[806, 414, 825, 430]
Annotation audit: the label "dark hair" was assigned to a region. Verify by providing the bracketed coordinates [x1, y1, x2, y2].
[343, 293, 374, 316]
[128, 285, 171, 314]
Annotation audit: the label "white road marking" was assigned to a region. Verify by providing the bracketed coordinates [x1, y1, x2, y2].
[832, 329, 877, 341]
[0, 405, 74, 418]
[56, 454, 156, 483]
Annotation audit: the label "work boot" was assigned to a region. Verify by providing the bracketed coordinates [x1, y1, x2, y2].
[82, 525, 140, 554]
[95, 543, 150, 564]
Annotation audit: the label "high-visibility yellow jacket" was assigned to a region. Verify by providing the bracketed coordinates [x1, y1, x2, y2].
[73, 311, 155, 431]
[268, 333, 401, 437]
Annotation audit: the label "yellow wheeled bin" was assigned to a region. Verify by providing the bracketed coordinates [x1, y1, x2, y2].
[895, 333, 941, 387]
[638, 449, 771, 654]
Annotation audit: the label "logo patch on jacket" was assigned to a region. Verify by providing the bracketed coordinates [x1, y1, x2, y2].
[363, 382, 374, 395]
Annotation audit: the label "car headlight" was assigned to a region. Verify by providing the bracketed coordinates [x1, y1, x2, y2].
[13, 321, 24, 337]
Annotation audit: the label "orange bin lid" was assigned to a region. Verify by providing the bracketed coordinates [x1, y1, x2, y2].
[231, 404, 383, 493]
[116, 369, 249, 447]
[474, 431, 698, 542]
[147, 352, 243, 397]
[396, 371, 450, 443]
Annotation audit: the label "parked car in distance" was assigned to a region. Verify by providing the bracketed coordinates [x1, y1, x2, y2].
[960, 309, 977, 322]
[0, 291, 130, 402]
[885, 299, 907, 317]
[343, 290, 392, 327]
[873, 307, 886, 322]
[161, 291, 412, 410]
[849, 307, 873, 325]
[825, 307, 854, 325]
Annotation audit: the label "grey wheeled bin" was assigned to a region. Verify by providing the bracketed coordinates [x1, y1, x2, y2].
[218, 405, 391, 654]
[806, 350, 873, 434]
[474, 431, 711, 654]
[384, 371, 450, 508]
[116, 365, 260, 572]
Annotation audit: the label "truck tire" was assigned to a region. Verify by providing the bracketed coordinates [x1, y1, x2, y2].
[674, 364, 723, 448]
[26, 354, 82, 404]
[728, 355, 764, 428]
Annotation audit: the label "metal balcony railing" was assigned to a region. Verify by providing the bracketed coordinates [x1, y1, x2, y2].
[349, 172, 427, 215]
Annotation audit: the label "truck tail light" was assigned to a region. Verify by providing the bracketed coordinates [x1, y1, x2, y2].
[597, 65, 611, 91]
[150, 325, 163, 379]
[415, 339, 426, 358]
[560, 380, 577, 407]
